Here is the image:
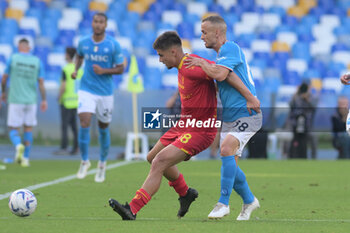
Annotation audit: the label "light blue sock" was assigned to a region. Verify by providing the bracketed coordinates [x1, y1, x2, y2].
[98, 127, 110, 162]
[9, 129, 21, 146]
[79, 127, 90, 161]
[23, 132, 33, 159]
[233, 166, 255, 204]
[218, 155, 237, 205]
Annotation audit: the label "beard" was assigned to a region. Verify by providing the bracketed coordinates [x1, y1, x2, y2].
[94, 29, 105, 36]
[205, 42, 214, 49]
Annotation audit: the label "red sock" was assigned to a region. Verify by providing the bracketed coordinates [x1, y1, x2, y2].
[129, 188, 151, 215]
[168, 173, 188, 197]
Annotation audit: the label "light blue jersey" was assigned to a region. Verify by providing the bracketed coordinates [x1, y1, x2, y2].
[77, 35, 124, 96]
[216, 41, 257, 122]
[4, 52, 45, 104]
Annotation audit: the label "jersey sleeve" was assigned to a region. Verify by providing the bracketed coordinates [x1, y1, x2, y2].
[113, 40, 124, 65]
[184, 55, 213, 80]
[189, 65, 210, 80]
[216, 43, 243, 71]
[77, 38, 84, 57]
[4, 56, 12, 75]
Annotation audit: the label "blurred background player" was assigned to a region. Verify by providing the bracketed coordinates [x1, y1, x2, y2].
[0, 38, 47, 167]
[288, 82, 316, 159]
[109, 31, 218, 220]
[185, 15, 262, 220]
[331, 96, 350, 159]
[72, 12, 124, 182]
[340, 73, 350, 136]
[54, 47, 82, 156]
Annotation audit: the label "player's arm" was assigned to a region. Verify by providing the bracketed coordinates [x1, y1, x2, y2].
[1, 74, 8, 104]
[72, 55, 84, 79]
[1, 57, 11, 104]
[185, 57, 260, 113]
[225, 72, 261, 114]
[38, 78, 47, 112]
[92, 63, 124, 75]
[185, 57, 228, 81]
[58, 71, 66, 102]
[93, 40, 125, 75]
[38, 61, 47, 112]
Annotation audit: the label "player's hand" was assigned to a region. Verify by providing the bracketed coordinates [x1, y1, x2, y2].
[346, 110, 350, 136]
[0, 93, 4, 109]
[0, 92, 6, 108]
[40, 100, 48, 112]
[71, 71, 77, 80]
[247, 96, 261, 114]
[1, 92, 6, 102]
[93, 64, 104, 75]
[340, 74, 350, 85]
[184, 56, 202, 68]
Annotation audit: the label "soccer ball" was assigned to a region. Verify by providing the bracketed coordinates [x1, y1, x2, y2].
[8, 189, 37, 217]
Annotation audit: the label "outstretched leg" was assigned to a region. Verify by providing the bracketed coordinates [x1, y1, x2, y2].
[109, 145, 190, 220]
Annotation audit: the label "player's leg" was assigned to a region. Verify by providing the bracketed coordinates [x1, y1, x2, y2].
[209, 129, 220, 159]
[61, 105, 69, 152]
[168, 131, 215, 217]
[94, 120, 109, 182]
[94, 95, 113, 182]
[109, 145, 188, 220]
[21, 126, 33, 167]
[54, 105, 69, 155]
[232, 114, 262, 220]
[76, 112, 92, 178]
[147, 138, 194, 213]
[20, 104, 37, 167]
[234, 166, 259, 221]
[208, 132, 239, 219]
[150, 130, 190, 195]
[76, 91, 96, 179]
[78, 112, 92, 159]
[7, 104, 24, 163]
[70, 108, 78, 154]
[108, 141, 165, 221]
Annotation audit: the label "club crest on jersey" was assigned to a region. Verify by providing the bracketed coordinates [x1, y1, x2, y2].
[93, 46, 98, 52]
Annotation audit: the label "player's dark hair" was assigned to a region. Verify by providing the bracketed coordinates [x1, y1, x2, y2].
[202, 15, 226, 25]
[65, 47, 76, 59]
[93, 12, 108, 22]
[18, 38, 29, 44]
[153, 31, 182, 50]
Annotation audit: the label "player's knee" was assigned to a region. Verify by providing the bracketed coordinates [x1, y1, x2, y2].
[98, 121, 109, 129]
[80, 120, 90, 128]
[150, 155, 167, 173]
[147, 153, 154, 164]
[220, 144, 236, 156]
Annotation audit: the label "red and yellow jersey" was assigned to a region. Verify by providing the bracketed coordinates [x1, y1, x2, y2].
[177, 54, 217, 122]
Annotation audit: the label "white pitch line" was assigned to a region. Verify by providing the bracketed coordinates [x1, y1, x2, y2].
[0, 160, 133, 201]
[0, 217, 349, 223]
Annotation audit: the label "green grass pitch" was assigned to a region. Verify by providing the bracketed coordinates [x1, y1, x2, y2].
[1, 160, 350, 233]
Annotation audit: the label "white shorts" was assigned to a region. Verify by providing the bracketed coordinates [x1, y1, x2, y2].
[77, 90, 114, 123]
[220, 113, 262, 156]
[7, 103, 37, 128]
